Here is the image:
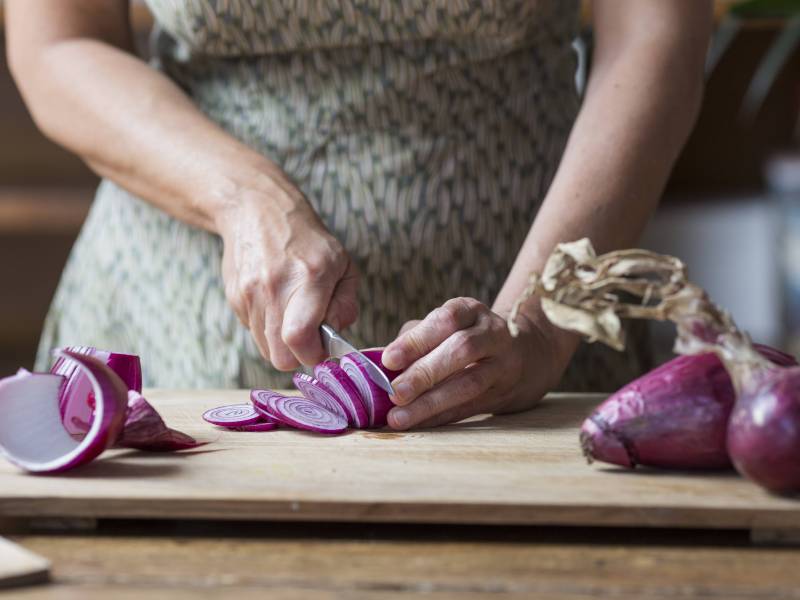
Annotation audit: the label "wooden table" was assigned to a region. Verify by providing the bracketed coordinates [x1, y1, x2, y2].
[2, 391, 800, 598]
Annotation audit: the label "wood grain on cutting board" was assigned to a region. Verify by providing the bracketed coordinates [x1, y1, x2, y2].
[0, 391, 798, 530]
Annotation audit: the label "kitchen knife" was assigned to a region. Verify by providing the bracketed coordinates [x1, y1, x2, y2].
[320, 323, 394, 396]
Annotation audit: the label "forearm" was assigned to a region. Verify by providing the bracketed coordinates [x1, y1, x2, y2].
[493, 23, 709, 353]
[10, 36, 297, 233]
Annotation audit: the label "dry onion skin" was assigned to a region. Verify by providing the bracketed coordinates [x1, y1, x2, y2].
[508, 239, 800, 492]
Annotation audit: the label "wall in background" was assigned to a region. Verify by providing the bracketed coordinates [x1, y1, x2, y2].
[642, 197, 783, 361]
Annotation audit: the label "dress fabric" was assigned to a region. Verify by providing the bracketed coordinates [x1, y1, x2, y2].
[36, 0, 651, 391]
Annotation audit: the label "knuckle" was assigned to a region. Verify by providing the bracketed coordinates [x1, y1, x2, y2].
[451, 296, 483, 313]
[281, 321, 313, 348]
[452, 330, 481, 363]
[412, 362, 437, 390]
[433, 305, 460, 332]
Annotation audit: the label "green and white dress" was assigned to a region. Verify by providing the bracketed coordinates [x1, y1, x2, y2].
[36, 0, 650, 390]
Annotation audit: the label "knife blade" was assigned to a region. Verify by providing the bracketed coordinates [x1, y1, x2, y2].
[320, 323, 394, 396]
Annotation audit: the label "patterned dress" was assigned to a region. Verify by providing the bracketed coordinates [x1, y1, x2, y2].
[36, 0, 650, 391]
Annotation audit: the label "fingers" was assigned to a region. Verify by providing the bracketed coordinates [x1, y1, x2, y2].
[398, 320, 422, 336]
[281, 283, 332, 367]
[382, 297, 483, 371]
[387, 361, 499, 430]
[265, 306, 299, 371]
[391, 315, 497, 406]
[324, 260, 360, 331]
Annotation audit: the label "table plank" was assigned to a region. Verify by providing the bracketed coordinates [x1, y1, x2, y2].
[8, 527, 800, 599]
[0, 536, 50, 588]
[0, 391, 799, 530]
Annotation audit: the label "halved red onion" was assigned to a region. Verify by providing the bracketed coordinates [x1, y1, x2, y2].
[340, 351, 396, 428]
[116, 391, 202, 451]
[50, 346, 142, 436]
[292, 373, 348, 419]
[202, 404, 262, 427]
[0, 349, 128, 473]
[263, 394, 347, 434]
[360, 348, 403, 381]
[313, 361, 368, 428]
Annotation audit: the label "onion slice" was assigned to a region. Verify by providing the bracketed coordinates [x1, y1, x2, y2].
[340, 351, 396, 428]
[116, 391, 202, 451]
[0, 349, 128, 473]
[313, 362, 368, 428]
[202, 404, 263, 427]
[292, 373, 348, 419]
[250, 390, 286, 422]
[51, 346, 142, 436]
[263, 394, 347, 434]
[223, 421, 280, 432]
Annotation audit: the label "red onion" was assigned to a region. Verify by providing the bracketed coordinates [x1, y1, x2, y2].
[261, 393, 348, 434]
[250, 390, 283, 422]
[226, 421, 279, 432]
[292, 373, 348, 420]
[0, 349, 128, 473]
[340, 350, 398, 428]
[116, 391, 202, 451]
[50, 346, 142, 435]
[313, 361, 369, 428]
[726, 367, 800, 492]
[202, 404, 263, 427]
[509, 239, 800, 492]
[581, 344, 797, 469]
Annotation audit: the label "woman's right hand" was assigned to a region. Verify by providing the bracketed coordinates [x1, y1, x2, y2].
[215, 173, 359, 371]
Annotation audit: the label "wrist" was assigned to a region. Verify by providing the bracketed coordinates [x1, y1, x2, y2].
[495, 298, 578, 376]
[206, 156, 309, 236]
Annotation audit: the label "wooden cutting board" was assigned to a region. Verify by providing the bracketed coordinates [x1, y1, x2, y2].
[0, 390, 799, 532]
[0, 537, 50, 588]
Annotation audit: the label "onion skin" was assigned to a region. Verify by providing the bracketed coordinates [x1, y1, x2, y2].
[581, 345, 797, 470]
[727, 368, 800, 493]
[117, 391, 202, 451]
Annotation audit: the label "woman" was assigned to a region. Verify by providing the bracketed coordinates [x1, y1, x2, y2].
[7, 1, 711, 430]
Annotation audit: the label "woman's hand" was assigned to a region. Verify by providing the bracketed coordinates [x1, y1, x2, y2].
[216, 174, 359, 371]
[381, 297, 574, 430]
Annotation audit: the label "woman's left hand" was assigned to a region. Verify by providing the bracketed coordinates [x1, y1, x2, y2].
[381, 297, 575, 430]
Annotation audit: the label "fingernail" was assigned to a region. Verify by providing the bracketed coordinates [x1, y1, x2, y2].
[393, 382, 412, 403]
[391, 408, 410, 429]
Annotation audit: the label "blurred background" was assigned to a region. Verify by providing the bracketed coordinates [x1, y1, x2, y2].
[0, 0, 798, 377]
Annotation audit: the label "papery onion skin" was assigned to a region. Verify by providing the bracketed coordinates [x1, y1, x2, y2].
[727, 368, 800, 493]
[581, 344, 797, 470]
